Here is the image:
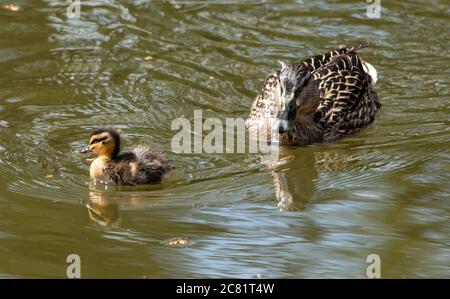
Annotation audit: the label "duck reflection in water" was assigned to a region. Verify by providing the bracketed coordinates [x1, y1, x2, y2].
[267, 145, 357, 211]
[267, 147, 317, 211]
[84, 191, 120, 227]
[82, 183, 165, 227]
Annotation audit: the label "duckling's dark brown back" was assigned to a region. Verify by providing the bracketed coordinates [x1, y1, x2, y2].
[104, 146, 172, 185]
[133, 145, 173, 184]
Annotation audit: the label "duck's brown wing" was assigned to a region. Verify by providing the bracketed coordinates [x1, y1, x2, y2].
[301, 44, 369, 71]
[133, 146, 172, 184]
[103, 151, 136, 185]
[311, 51, 378, 135]
[103, 148, 172, 185]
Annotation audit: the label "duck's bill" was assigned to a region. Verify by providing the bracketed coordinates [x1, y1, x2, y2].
[276, 110, 294, 134]
[79, 146, 91, 154]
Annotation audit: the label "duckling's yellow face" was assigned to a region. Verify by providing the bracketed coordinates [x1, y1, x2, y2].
[88, 132, 115, 157]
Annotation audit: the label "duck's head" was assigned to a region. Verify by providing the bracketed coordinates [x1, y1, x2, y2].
[80, 128, 121, 159]
[276, 62, 316, 134]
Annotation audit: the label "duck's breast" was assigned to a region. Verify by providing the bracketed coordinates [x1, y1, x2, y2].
[90, 157, 107, 181]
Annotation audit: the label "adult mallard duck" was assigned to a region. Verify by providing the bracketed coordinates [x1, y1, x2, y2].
[80, 128, 172, 185]
[245, 44, 380, 145]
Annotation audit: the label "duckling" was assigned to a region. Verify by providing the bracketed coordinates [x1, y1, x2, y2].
[245, 44, 381, 145]
[80, 128, 172, 185]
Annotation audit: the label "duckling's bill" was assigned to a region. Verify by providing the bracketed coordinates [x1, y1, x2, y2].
[80, 145, 92, 154]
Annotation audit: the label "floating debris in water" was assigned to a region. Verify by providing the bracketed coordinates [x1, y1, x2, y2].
[1, 3, 21, 12]
[208, 76, 215, 80]
[144, 56, 154, 61]
[255, 274, 263, 279]
[46, 174, 54, 178]
[163, 237, 191, 247]
[0, 120, 8, 128]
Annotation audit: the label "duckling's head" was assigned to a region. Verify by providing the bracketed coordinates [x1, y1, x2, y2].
[80, 128, 121, 159]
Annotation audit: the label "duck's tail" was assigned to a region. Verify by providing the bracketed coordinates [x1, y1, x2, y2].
[347, 43, 378, 85]
[348, 43, 370, 53]
[362, 60, 378, 84]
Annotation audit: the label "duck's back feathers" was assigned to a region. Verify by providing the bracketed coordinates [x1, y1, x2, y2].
[103, 146, 172, 185]
[301, 43, 369, 71]
[312, 51, 380, 137]
[133, 145, 173, 184]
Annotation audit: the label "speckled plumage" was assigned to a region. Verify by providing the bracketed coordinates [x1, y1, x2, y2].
[102, 146, 172, 185]
[246, 44, 381, 145]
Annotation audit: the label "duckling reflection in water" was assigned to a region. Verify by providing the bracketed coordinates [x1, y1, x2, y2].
[83, 183, 162, 227]
[80, 128, 172, 185]
[83, 192, 121, 227]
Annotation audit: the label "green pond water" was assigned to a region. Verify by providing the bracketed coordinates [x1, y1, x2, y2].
[0, 0, 449, 278]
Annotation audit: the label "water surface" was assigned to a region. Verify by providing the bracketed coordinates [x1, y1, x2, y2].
[0, 0, 449, 278]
